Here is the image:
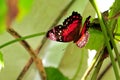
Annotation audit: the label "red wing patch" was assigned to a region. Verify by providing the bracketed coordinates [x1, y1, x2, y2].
[47, 12, 82, 42]
[46, 11, 91, 48]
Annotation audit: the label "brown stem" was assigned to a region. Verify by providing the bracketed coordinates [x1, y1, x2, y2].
[17, 38, 47, 80]
[7, 28, 46, 80]
[97, 57, 118, 80]
[17, 58, 33, 80]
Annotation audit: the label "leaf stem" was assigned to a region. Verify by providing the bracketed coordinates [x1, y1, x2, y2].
[0, 32, 46, 49]
[90, 0, 120, 79]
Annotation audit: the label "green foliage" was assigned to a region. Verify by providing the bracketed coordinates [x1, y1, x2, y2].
[109, 0, 120, 30]
[109, 0, 120, 17]
[109, 0, 120, 42]
[17, 0, 33, 21]
[45, 67, 68, 80]
[86, 28, 104, 50]
[115, 18, 120, 40]
[0, 0, 7, 33]
[0, 51, 4, 70]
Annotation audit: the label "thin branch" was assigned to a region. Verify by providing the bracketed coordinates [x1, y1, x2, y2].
[17, 38, 46, 80]
[97, 56, 118, 80]
[17, 59, 33, 80]
[91, 47, 108, 80]
[7, 28, 46, 80]
[81, 46, 104, 80]
[0, 32, 45, 49]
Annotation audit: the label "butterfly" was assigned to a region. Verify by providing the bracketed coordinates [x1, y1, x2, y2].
[46, 11, 91, 48]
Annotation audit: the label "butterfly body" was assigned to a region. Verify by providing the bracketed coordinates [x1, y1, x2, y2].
[46, 11, 90, 48]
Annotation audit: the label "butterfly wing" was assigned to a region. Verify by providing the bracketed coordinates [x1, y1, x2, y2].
[76, 16, 91, 48]
[46, 12, 82, 42]
[76, 31, 89, 48]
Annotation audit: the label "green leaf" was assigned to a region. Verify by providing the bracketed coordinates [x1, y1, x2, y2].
[17, 0, 33, 21]
[45, 67, 69, 80]
[114, 18, 120, 41]
[0, 51, 4, 70]
[0, 0, 7, 33]
[86, 28, 104, 50]
[109, 0, 120, 17]
[109, 0, 120, 30]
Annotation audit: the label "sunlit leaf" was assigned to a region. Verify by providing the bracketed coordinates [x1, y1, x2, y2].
[86, 28, 104, 50]
[17, 0, 33, 21]
[108, 0, 120, 43]
[45, 67, 69, 80]
[109, 0, 120, 31]
[0, 0, 7, 33]
[0, 51, 4, 70]
[109, 0, 120, 17]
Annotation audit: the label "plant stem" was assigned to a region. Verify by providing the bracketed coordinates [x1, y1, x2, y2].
[105, 22, 120, 68]
[0, 32, 45, 49]
[90, 0, 120, 79]
[81, 46, 104, 80]
[91, 50, 104, 80]
[7, 28, 46, 80]
[91, 60, 103, 80]
[97, 58, 117, 80]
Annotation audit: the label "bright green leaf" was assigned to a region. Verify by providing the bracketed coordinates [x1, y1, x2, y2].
[17, 0, 33, 21]
[0, 0, 7, 33]
[0, 51, 4, 70]
[45, 67, 69, 80]
[109, 0, 120, 30]
[109, 0, 120, 17]
[114, 18, 120, 41]
[86, 28, 104, 50]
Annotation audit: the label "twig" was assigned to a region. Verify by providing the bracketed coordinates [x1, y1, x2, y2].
[81, 46, 104, 80]
[91, 47, 107, 80]
[7, 28, 46, 80]
[97, 55, 119, 80]
[17, 0, 76, 79]
[0, 32, 45, 49]
[17, 38, 46, 80]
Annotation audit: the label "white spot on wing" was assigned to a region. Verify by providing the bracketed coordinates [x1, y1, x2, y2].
[49, 33, 57, 41]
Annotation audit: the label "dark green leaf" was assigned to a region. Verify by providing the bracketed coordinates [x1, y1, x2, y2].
[45, 67, 69, 80]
